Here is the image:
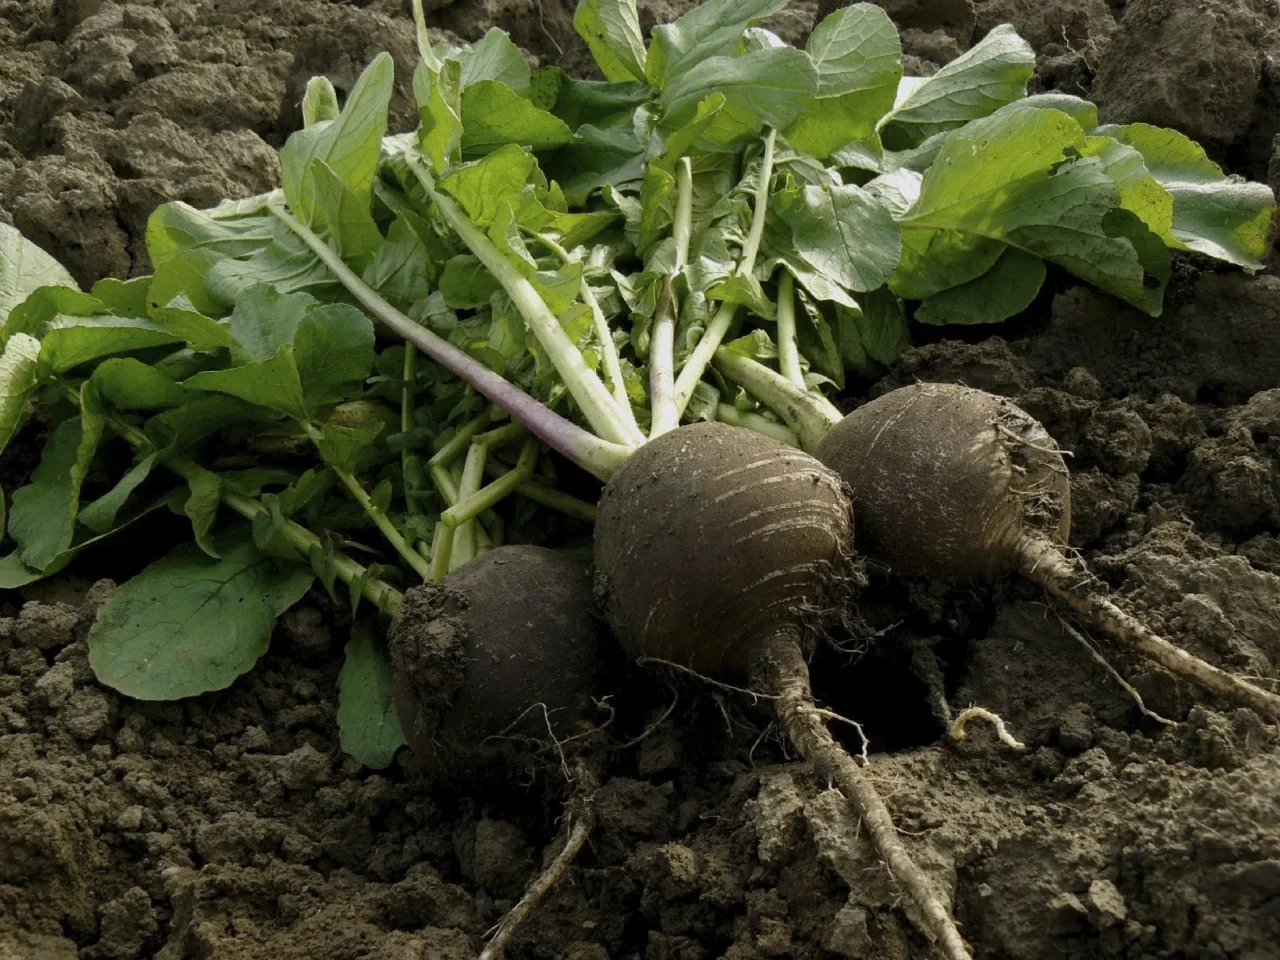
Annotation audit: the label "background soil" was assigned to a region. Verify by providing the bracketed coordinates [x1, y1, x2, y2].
[3, 0, 1280, 958]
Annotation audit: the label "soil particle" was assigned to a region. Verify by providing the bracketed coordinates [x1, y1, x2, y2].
[1091, 0, 1268, 144]
[974, 0, 1114, 50]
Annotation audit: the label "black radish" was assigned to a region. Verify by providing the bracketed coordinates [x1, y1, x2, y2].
[594, 421, 975, 960]
[817, 382, 1280, 720]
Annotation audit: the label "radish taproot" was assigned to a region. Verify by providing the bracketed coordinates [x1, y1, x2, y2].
[712, 351, 1280, 718]
[594, 420, 975, 960]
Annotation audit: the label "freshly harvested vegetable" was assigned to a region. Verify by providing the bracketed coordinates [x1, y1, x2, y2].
[815, 383, 1280, 720]
[390, 544, 608, 779]
[594, 421, 971, 960]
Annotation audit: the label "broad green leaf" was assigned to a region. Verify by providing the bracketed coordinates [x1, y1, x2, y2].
[0, 333, 40, 456]
[7, 405, 104, 571]
[226, 285, 313, 362]
[647, 0, 789, 88]
[554, 120, 648, 205]
[185, 350, 305, 419]
[147, 294, 235, 350]
[460, 81, 575, 155]
[89, 532, 314, 700]
[418, 60, 464, 172]
[1022, 92, 1098, 130]
[145, 197, 276, 269]
[338, 620, 407, 769]
[310, 159, 384, 272]
[545, 71, 651, 129]
[662, 94, 727, 162]
[205, 222, 340, 307]
[794, 288, 843, 388]
[774, 182, 900, 292]
[784, 3, 902, 159]
[91, 357, 187, 410]
[3, 285, 108, 343]
[452, 28, 531, 92]
[90, 277, 151, 318]
[440, 144, 538, 225]
[858, 287, 908, 364]
[574, 0, 647, 82]
[280, 53, 394, 224]
[79, 449, 160, 534]
[895, 105, 1168, 314]
[516, 194, 618, 249]
[440, 255, 503, 308]
[147, 248, 227, 318]
[0, 552, 44, 589]
[879, 24, 1034, 150]
[294, 304, 376, 410]
[1081, 135, 1175, 245]
[723, 328, 778, 360]
[915, 246, 1046, 325]
[0, 223, 77, 334]
[183, 466, 222, 557]
[707, 274, 775, 319]
[1098, 122, 1276, 270]
[661, 49, 819, 145]
[313, 421, 383, 473]
[39, 315, 181, 375]
[363, 216, 433, 306]
[302, 76, 340, 126]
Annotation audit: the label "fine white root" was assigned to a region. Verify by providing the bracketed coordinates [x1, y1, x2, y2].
[951, 706, 1026, 751]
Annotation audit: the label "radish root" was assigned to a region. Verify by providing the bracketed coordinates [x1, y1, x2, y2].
[950, 706, 1025, 751]
[750, 637, 973, 960]
[1018, 538, 1280, 720]
[479, 760, 598, 960]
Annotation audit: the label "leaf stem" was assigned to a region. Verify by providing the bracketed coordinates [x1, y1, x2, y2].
[712, 347, 842, 453]
[443, 438, 537, 526]
[401, 344, 421, 516]
[449, 442, 487, 571]
[330, 461, 433, 581]
[403, 152, 645, 449]
[673, 128, 778, 415]
[715, 403, 800, 447]
[775, 271, 804, 389]
[480, 460, 597, 522]
[268, 197, 631, 479]
[529, 230, 636, 431]
[649, 158, 694, 440]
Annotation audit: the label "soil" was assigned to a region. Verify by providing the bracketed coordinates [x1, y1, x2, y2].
[3, 1, 1280, 959]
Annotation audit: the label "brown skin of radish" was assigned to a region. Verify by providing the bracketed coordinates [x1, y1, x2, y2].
[816, 381, 1071, 583]
[389, 545, 609, 783]
[593, 421, 855, 675]
[818, 382, 1280, 720]
[595, 423, 974, 959]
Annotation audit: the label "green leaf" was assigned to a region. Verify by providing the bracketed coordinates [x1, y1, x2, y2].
[794, 288, 843, 388]
[312, 421, 384, 473]
[646, 0, 789, 88]
[784, 3, 902, 159]
[555, 121, 648, 205]
[452, 28, 531, 92]
[895, 105, 1169, 314]
[294, 304, 376, 410]
[147, 295, 235, 350]
[183, 466, 222, 558]
[79, 449, 160, 534]
[39, 315, 181, 374]
[879, 24, 1034, 150]
[226, 284, 313, 361]
[89, 531, 314, 700]
[363, 216, 433, 306]
[0, 333, 41, 456]
[706, 274, 775, 319]
[440, 255, 503, 308]
[90, 276, 152, 318]
[338, 620, 407, 768]
[91, 357, 187, 411]
[7, 406, 104, 571]
[310, 159, 385, 272]
[774, 182, 900, 293]
[1080, 135, 1175, 246]
[1097, 122, 1276, 270]
[546, 71, 651, 129]
[574, 0, 647, 82]
[0, 223, 78, 333]
[145, 395, 270, 450]
[147, 248, 227, 318]
[280, 52, 394, 225]
[661, 48, 818, 145]
[0, 551, 44, 589]
[418, 60, 464, 172]
[859, 286, 908, 365]
[185, 352, 306, 419]
[3, 285, 106, 343]
[440, 144, 538, 226]
[915, 246, 1046, 325]
[723, 328, 778, 360]
[204, 220, 340, 304]
[145, 198, 276, 269]
[460, 81, 575, 155]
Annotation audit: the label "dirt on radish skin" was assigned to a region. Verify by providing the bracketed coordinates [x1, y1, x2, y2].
[390, 545, 611, 784]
